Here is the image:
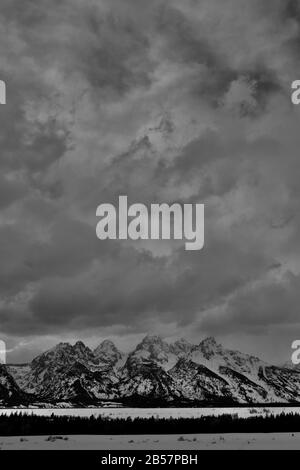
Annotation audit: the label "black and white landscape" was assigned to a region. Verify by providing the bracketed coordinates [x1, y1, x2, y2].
[2, 335, 300, 407]
[1, 0, 300, 373]
[1, 0, 300, 454]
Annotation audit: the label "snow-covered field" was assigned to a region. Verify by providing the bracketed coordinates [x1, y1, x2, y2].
[0, 406, 300, 419]
[0, 433, 299, 450]
[1, 408, 299, 450]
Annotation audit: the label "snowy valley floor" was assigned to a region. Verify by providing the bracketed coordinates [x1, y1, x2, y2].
[0, 433, 300, 450]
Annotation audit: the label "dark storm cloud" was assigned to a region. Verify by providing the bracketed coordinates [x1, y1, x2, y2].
[0, 174, 27, 209]
[200, 271, 300, 334]
[19, 229, 271, 336]
[0, 0, 300, 361]
[0, 90, 68, 174]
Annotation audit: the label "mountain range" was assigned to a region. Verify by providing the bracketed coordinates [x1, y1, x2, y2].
[2, 336, 300, 407]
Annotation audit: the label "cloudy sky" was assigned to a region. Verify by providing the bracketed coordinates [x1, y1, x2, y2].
[1, 0, 300, 363]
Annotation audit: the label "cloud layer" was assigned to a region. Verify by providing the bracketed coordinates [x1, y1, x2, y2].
[1, 0, 300, 362]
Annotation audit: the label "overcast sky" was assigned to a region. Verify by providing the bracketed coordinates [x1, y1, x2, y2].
[1, 0, 300, 363]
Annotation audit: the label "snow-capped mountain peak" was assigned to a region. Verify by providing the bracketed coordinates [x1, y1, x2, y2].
[74, 340, 87, 351]
[128, 335, 178, 370]
[94, 339, 119, 354]
[198, 336, 221, 358]
[5, 335, 300, 406]
[169, 338, 193, 355]
[94, 340, 124, 367]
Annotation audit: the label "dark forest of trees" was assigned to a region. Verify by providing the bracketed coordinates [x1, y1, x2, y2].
[1, 412, 300, 436]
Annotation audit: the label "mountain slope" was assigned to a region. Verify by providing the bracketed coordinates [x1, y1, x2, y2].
[9, 341, 121, 403]
[0, 364, 32, 405]
[6, 335, 300, 406]
[94, 340, 125, 368]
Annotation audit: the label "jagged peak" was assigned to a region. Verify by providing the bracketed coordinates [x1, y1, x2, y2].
[140, 335, 164, 345]
[94, 339, 120, 354]
[93, 340, 123, 367]
[170, 338, 193, 354]
[200, 336, 219, 348]
[96, 339, 116, 348]
[73, 341, 94, 357]
[74, 340, 89, 350]
[197, 336, 222, 359]
[42, 342, 73, 356]
[126, 335, 169, 358]
[32, 340, 95, 369]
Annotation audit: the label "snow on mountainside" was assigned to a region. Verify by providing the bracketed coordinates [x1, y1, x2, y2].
[94, 340, 126, 368]
[190, 337, 265, 378]
[170, 358, 231, 403]
[189, 337, 267, 390]
[5, 335, 300, 406]
[186, 337, 296, 403]
[0, 364, 32, 405]
[32, 341, 99, 370]
[169, 338, 194, 356]
[8, 341, 123, 403]
[118, 336, 185, 404]
[126, 335, 179, 371]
